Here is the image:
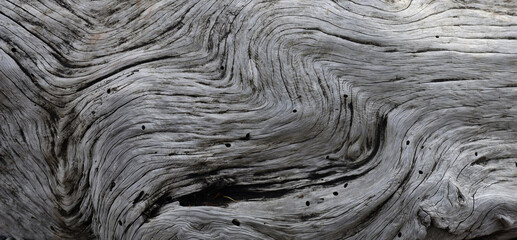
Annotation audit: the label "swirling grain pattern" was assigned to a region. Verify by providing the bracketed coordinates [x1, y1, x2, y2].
[1, 0, 517, 239]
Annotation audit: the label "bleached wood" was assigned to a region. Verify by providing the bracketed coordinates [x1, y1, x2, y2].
[1, 0, 517, 239]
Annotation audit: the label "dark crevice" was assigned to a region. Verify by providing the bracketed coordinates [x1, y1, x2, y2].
[142, 194, 174, 222]
[176, 184, 292, 207]
[133, 191, 145, 204]
[471, 156, 489, 166]
[430, 78, 470, 83]
[174, 175, 302, 209]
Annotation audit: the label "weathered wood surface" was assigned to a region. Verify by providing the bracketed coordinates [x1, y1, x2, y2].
[1, 0, 517, 239]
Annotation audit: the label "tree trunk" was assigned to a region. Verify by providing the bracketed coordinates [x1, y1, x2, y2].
[1, 0, 517, 239]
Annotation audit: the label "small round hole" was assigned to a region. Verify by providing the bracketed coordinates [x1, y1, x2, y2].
[293, 109, 297, 113]
[333, 192, 338, 196]
[11, 48, 16, 52]
[406, 140, 410, 145]
[421, 145, 424, 149]
[107, 88, 111, 94]
[225, 143, 231, 148]
[220, 66, 225, 70]
[305, 201, 310, 206]
[118, 220, 122, 225]
[232, 219, 240, 226]
[141, 125, 145, 130]
[398, 232, 402, 237]
[344, 183, 348, 188]
[435, 36, 439, 38]
[418, 170, 423, 174]
[344, 94, 348, 98]
[326, 156, 329, 159]
[475, 152, 478, 156]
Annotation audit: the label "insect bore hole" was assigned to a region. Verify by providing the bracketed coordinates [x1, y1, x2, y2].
[232, 219, 240, 226]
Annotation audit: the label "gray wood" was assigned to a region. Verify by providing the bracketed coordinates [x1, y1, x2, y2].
[1, 0, 517, 239]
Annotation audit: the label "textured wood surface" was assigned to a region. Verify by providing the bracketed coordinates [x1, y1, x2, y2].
[1, 0, 517, 239]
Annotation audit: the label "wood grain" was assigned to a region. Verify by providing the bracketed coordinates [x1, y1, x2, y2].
[1, 0, 517, 239]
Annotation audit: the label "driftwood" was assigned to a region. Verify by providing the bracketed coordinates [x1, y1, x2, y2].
[1, 0, 517, 239]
